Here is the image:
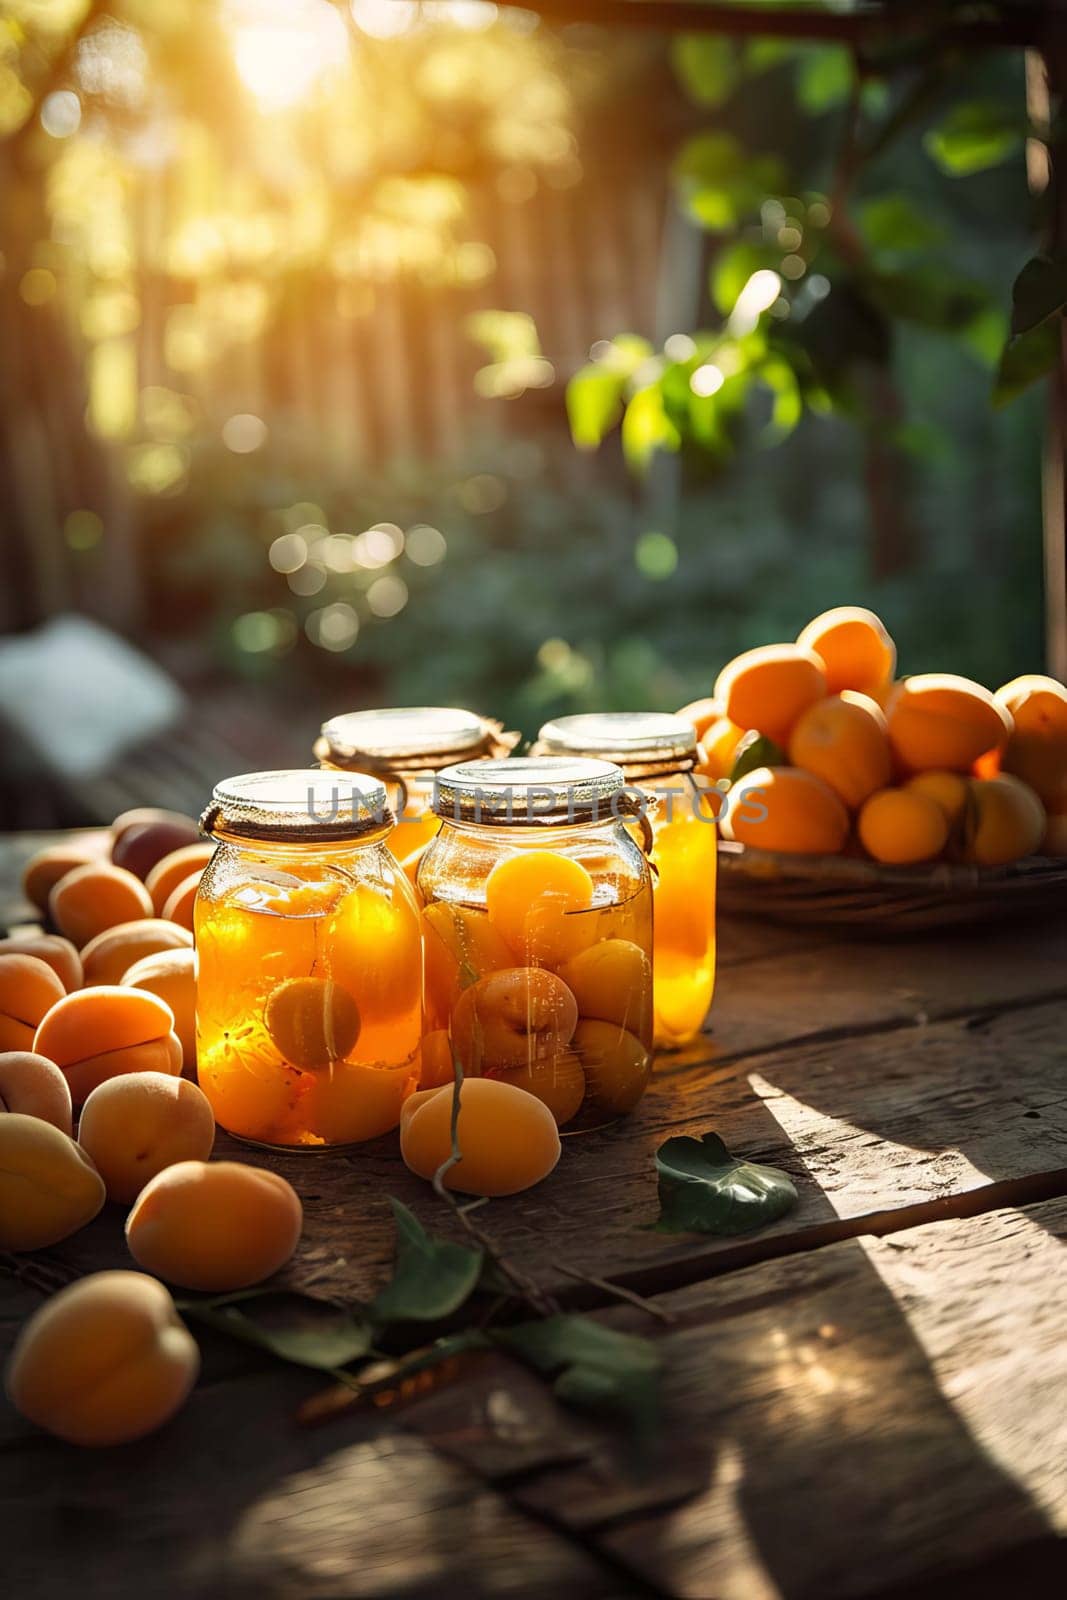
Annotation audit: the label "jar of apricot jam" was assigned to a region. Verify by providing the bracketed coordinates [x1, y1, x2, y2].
[315, 707, 516, 878]
[535, 713, 717, 1048]
[417, 757, 654, 1129]
[195, 770, 422, 1149]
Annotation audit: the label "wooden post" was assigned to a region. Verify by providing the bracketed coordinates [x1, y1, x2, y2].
[1033, 38, 1067, 678]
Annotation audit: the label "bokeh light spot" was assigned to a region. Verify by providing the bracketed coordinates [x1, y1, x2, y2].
[635, 531, 678, 581]
[222, 412, 268, 453]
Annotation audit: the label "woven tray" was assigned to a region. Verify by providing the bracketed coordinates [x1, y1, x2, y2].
[717, 840, 1067, 932]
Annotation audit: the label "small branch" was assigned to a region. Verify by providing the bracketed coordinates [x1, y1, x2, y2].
[557, 1265, 678, 1324]
[507, 0, 1046, 50]
[431, 1060, 560, 1318]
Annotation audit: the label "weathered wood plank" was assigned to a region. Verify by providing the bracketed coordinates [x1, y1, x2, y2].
[401, 1197, 1067, 1599]
[0, 1361, 619, 1600]
[34, 998, 1067, 1311]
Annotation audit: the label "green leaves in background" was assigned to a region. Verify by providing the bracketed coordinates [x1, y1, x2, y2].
[496, 1314, 662, 1436]
[566, 333, 654, 453]
[924, 101, 1025, 177]
[992, 256, 1067, 405]
[673, 131, 784, 233]
[370, 1198, 485, 1324]
[1010, 257, 1067, 338]
[795, 45, 855, 115]
[857, 195, 944, 256]
[654, 1132, 798, 1236]
[671, 34, 735, 108]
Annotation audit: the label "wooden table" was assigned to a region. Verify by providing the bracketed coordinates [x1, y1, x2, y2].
[3, 833, 1067, 1598]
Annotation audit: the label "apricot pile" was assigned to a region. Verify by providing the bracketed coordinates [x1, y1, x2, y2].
[683, 608, 1065, 868]
[422, 851, 653, 1133]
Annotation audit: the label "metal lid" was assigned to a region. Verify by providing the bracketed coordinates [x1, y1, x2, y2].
[432, 756, 632, 827]
[535, 712, 697, 778]
[316, 706, 514, 776]
[201, 769, 392, 844]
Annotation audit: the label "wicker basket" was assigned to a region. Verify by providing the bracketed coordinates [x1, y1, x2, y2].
[717, 840, 1067, 931]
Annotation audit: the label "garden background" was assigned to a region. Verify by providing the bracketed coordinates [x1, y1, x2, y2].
[0, 0, 1050, 823]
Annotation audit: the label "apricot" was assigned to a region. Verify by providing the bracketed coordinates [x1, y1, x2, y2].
[498, 1049, 586, 1126]
[34, 986, 181, 1104]
[0, 953, 67, 1052]
[486, 851, 596, 966]
[5, 1271, 199, 1446]
[21, 838, 105, 913]
[0, 1114, 105, 1249]
[0, 933, 82, 993]
[400, 1078, 561, 1195]
[1042, 811, 1067, 856]
[885, 674, 1012, 775]
[905, 770, 972, 829]
[122, 947, 196, 1074]
[146, 843, 215, 915]
[422, 901, 515, 1028]
[695, 715, 746, 781]
[996, 674, 1067, 807]
[557, 939, 652, 1034]
[81, 918, 193, 986]
[451, 967, 578, 1074]
[571, 1019, 650, 1116]
[721, 766, 850, 855]
[78, 1072, 215, 1204]
[420, 1028, 455, 1089]
[858, 788, 949, 865]
[161, 870, 202, 931]
[264, 976, 361, 1070]
[961, 775, 1045, 866]
[0, 1051, 73, 1134]
[324, 881, 423, 1031]
[714, 643, 827, 746]
[796, 606, 896, 696]
[787, 692, 892, 809]
[301, 1056, 419, 1144]
[111, 813, 202, 881]
[195, 1044, 307, 1145]
[50, 863, 154, 948]
[675, 696, 723, 743]
[126, 1160, 303, 1290]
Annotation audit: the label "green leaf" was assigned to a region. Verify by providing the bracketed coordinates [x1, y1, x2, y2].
[654, 1132, 798, 1236]
[497, 1314, 661, 1435]
[744, 38, 796, 75]
[960, 304, 1009, 369]
[621, 383, 681, 473]
[1010, 256, 1067, 338]
[795, 46, 855, 115]
[857, 195, 943, 255]
[370, 1198, 484, 1324]
[994, 319, 1061, 407]
[924, 101, 1024, 176]
[182, 1294, 373, 1373]
[729, 731, 783, 783]
[672, 35, 735, 108]
[566, 365, 626, 450]
[864, 267, 990, 332]
[711, 242, 776, 318]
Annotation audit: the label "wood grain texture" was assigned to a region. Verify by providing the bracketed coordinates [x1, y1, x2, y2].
[402, 1198, 1067, 1599]
[29, 992, 1067, 1314]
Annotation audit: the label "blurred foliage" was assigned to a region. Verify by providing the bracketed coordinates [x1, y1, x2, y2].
[0, 0, 1052, 746]
[558, 22, 1057, 470]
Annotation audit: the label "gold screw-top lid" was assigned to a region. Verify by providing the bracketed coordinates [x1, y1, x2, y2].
[316, 706, 516, 776]
[432, 755, 634, 827]
[534, 712, 697, 780]
[201, 769, 393, 844]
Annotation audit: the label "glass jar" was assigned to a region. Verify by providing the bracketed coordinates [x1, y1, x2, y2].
[195, 770, 422, 1149]
[417, 756, 654, 1129]
[535, 713, 717, 1048]
[315, 707, 517, 879]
